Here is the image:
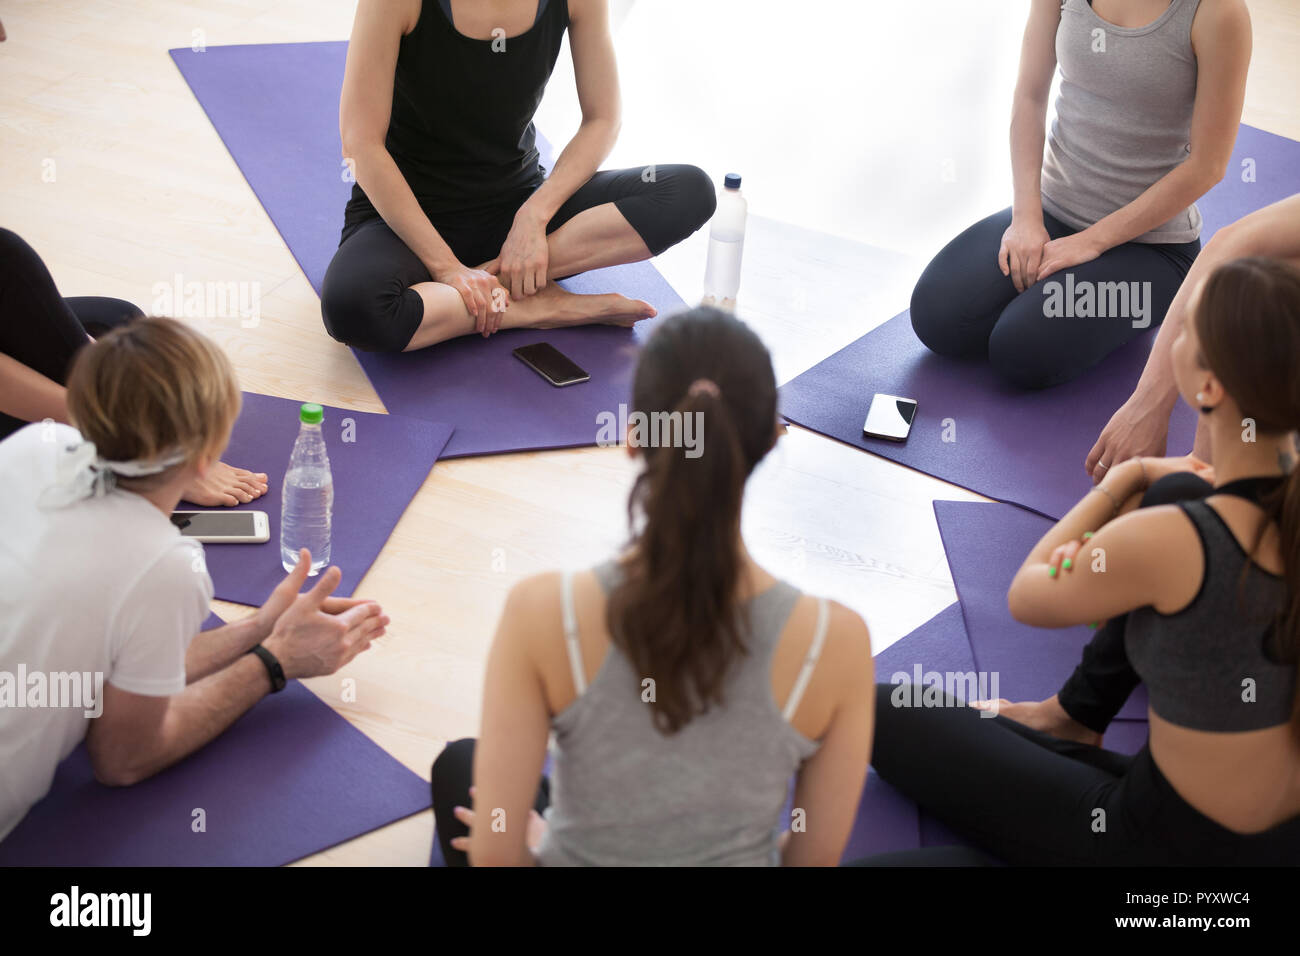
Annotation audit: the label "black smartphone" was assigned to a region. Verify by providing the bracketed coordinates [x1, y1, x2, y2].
[863, 393, 918, 442]
[513, 342, 590, 387]
[170, 510, 270, 543]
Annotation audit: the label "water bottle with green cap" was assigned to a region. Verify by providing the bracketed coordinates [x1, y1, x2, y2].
[280, 402, 333, 575]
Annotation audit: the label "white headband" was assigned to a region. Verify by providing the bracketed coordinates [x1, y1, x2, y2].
[38, 438, 188, 509]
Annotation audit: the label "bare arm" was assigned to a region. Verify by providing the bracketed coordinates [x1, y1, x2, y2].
[86, 564, 386, 786]
[1086, 191, 1300, 475]
[999, 0, 1062, 292]
[340, 0, 452, 273]
[1008, 460, 1199, 627]
[782, 604, 874, 867]
[1080, 0, 1251, 253]
[467, 576, 553, 867]
[1009, 0, 1059, 223]
[492, 0, 622, 299]
[515, 0, 620, 225]
[0, 353, 68, 424]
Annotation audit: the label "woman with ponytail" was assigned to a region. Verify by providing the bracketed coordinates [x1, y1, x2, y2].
[868, 258, 1300, 865]
[431, 307, 875, 866]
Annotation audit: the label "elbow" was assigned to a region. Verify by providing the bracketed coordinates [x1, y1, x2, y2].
[1006, 575, 1034, 625]
[90, 754, 147, 788]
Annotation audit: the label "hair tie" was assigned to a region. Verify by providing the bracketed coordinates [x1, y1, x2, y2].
[38, 437, 187, 509]
[687, 378, 720, 399]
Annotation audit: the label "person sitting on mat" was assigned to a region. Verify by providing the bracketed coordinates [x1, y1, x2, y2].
[321, 0, 717, 354]
[909, 0, 1250, 389]
[0, 228, 268, 507]
[0, 317, 388, 842]
[868, 257, 1300, 865]
[429, 308, 875, 866]
[1086, 192, 1300, 481]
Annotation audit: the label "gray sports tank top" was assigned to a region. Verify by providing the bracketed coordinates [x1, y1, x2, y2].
[1126, 500, 1294, 731]
[1041, 0, 1204, 243]
[533, 561, 826, 866]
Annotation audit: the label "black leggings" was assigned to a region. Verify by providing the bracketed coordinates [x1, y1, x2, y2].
[430, 737, 550, 868]
[867, 690, 1300, 865]
[863, 471, 1300, 865]
[0, 229, 143, 440]
[910, 207, 1200, 389]
[321, 164, 717, 353]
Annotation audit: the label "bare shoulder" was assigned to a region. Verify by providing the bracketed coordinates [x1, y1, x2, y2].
[1192, 0, 1251, 43]
[819, 599, 873, 679]
[502, 570, 565, 630]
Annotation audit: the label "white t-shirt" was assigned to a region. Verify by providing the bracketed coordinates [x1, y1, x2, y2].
[0, 423, 212, 841]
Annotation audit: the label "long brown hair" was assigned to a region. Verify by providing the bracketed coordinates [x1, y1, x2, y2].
[1194, 257, 1300, 736]
[606, 308, 778, 734]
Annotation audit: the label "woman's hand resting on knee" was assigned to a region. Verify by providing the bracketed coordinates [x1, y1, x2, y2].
[998, 217, 1051, 292]
[433, 262, 509, 337]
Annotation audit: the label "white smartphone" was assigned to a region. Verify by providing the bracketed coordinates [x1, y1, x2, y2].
[863, 393, 918, 442]
[170, 510, 270, 544]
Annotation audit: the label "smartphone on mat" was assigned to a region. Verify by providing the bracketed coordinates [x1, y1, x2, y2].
[170, 510, 270, 544]
[513, 342, 590, 387]
[863, 393, 918, 442]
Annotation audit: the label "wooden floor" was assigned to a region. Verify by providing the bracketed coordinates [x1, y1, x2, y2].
[1, 0, 1296, 865]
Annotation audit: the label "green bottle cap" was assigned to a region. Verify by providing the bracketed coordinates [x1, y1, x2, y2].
[299, 403, 324, 425]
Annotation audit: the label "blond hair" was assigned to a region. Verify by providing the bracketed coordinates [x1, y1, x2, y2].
[66, 317, 241, 479]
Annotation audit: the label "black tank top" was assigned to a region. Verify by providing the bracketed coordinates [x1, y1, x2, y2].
[344, 0, 569, 227]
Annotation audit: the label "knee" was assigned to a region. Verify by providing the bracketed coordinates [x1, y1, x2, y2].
[910, 269, 983, 358]
[430, 737, 476, 791]
[987, 312, 1066, 391]
[320, 271, 412, 353]
[666, 164, 717, 240]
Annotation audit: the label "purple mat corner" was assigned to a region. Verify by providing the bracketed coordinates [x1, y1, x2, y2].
[934, 499, 1148, 719]
[0, 613, 431, 866]
[188, 391, 451, 606]
[780, 124, 1300, 520]
[170, 42, 688, 459]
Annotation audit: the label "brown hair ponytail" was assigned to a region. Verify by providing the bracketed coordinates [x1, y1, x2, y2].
[1193, 257, 1300, 736]
[607, 308, 778, 734]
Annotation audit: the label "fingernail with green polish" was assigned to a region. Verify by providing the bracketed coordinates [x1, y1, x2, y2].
[1063, 558, 1072, 570]
[1082, 532, 1093, 540]
[1048, 566, 1058, 578]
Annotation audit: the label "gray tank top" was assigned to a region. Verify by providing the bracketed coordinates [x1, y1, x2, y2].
[1126, 500, 1294, 731]
[1041, 0, 1203, 243]
[533, 562, 826, 866]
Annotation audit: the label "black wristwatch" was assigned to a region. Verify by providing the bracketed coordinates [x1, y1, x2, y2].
[249, 644, 287, 693]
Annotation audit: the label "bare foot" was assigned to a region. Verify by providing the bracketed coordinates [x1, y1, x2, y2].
[509, 281, 656, 330]
[183, 461, 269, 507]
[969, 694, 1103, 747]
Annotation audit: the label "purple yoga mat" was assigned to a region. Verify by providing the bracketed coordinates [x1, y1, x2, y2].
[781, 310, 1199, 521]
[934, 499, 1149, 720]
[0, 613, 431, 866]
[184, 391, 451, 605]
[780, 126, 1300, 520]
[170, 42, 687, 459]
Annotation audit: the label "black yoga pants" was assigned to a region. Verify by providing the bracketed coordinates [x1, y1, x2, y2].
[865, 688, 1300, 865]
[320, 164, 717, 353]
[1056, 471, 1216, 733]
[0, 228, 143, 440]
[430, 737, 550, 868]
[910, 207, 1200, 389]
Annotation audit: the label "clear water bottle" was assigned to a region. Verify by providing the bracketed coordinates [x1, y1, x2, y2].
[280, 403, 333, 575]
[702, 172, 747, 311]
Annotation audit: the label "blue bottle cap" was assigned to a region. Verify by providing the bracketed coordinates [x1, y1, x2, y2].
[723, 173, 742, 190]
